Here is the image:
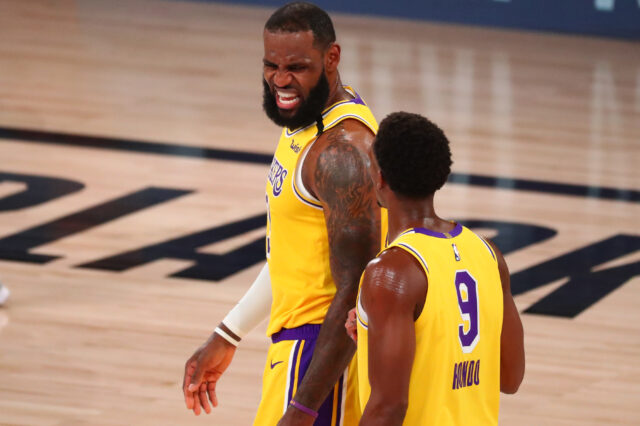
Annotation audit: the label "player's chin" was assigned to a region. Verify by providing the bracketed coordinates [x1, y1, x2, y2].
[277, 107, 298, 118]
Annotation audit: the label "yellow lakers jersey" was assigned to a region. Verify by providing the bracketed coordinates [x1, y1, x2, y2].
[356, 224, 503, 425]
[266, 86, 385, 336]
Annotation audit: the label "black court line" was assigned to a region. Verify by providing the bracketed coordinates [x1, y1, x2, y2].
[447, 174, 639, 203]
[0, 126, 273, 165]
[1, 126, 638, 203]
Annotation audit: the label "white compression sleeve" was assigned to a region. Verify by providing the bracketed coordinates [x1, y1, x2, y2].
[221, 262, 272, 339]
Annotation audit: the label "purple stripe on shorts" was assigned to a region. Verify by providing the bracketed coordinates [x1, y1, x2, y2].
[288, 339, 318, 419]
[315, 387, 334, 426]
[297, 338, 316, 388]
[336, 373, 344, 424]
[414, 222, 463, 239]
[276, 323, 347, 425]
[287, 340, 302, 403]
[315, 371, 345, 426]
[271, 324, 322, 343]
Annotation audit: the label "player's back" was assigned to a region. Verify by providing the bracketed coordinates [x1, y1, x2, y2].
[357, 223, 503, 425]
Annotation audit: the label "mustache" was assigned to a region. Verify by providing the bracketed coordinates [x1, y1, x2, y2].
[266, 81, 294, 92]
[262, 71, 330, 130]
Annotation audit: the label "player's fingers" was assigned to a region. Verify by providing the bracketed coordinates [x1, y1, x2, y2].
[347, 307, 356, 320]
[192, 389, 202, 416]
[183, 361, 192, 390]
[347, 323, 357, 342]
[199, 382, 211, 414]
[183, 363, 195, 409]
[207, 381, 218, 407]
[188, 363, 205, 393]
[185, 389, 195, 410]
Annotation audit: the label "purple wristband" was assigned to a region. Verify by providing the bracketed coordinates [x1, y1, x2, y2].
[289, 399, 319, 419]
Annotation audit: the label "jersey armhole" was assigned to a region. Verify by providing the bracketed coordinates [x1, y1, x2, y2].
[292, 138, 323, 209]
[477, 235, 497, 262]
[380, 243, 430, 323]
[356, 289, 369, 329]
[394, 242, 430, 276]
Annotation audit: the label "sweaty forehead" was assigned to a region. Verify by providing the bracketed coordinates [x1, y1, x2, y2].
[263, 30, 321, 63]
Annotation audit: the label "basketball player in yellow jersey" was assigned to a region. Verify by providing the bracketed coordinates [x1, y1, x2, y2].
[350, 112, 525, 425]
[183, 3, 384, 425]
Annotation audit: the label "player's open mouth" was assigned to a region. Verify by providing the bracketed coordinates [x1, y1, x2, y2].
[276, 90, 300, 110]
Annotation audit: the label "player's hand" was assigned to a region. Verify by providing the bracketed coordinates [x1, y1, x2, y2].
[183, 333, 237, 415]
[345, 307, 358, 343]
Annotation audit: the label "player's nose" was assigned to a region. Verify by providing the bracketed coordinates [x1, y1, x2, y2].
[273, 69, 292, 88]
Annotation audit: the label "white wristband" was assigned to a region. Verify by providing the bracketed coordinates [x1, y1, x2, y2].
[215, 326, 240, 347]
[222, 262, 272, 339]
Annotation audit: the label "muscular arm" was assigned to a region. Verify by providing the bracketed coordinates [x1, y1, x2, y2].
[359, 248, 427, 426]
[487, 239, 525, 394]
[289, 120, 381, 415]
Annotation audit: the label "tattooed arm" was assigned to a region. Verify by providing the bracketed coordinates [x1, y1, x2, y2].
[278, 120, 381, 424]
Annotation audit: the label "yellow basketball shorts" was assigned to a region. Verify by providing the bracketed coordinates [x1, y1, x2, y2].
[253, 324, 360, 426]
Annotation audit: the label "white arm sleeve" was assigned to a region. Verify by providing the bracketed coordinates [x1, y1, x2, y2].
[221, 262, 272, 339]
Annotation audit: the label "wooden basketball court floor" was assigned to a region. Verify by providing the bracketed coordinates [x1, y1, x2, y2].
[0, 0, 638, 424]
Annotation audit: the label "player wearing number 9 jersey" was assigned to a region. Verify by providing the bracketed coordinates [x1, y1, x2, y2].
[353, 112, 525, 425]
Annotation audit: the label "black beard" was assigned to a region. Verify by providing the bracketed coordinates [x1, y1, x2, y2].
[262, 72, 330, 130]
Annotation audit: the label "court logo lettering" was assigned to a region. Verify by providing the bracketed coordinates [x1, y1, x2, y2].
[0, 166, 638, 320]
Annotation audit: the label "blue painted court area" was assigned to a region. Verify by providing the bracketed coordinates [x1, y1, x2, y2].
[183, 0, 640, 39]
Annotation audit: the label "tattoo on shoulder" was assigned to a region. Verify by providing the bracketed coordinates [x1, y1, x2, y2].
[314, 123, 374, 218]
[314, 122, 379, 290]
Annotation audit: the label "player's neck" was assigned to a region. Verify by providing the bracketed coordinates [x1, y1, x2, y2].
[324, 73, 349, 107]
[386, 196, 454, 242]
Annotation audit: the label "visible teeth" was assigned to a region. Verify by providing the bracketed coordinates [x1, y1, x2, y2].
[277, 91, 299, 105]
[279, 97, 298, 105]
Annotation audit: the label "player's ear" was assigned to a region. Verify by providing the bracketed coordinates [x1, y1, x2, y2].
[324, 43, 340, 72]
[377, 169, 387, 191]
[374, 169, 390, 209]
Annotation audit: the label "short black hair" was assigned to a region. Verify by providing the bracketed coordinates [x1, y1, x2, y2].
[374, 112, 452, 198]
[265, 2, 336, 50]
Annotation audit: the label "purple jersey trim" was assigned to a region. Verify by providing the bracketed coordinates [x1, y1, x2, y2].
[351, 93, 365, 105]
[356, 313, 368, 329]
[480, 237, 496, 260]
[413, 223, 463, 239]
[293, 178, 323, 209]
[321, 89, 366, 116]
[285, 122, 315, 138]
[397, 242, 430, 274]
[322, 114, 375, 134]
[271, 323, 322, 343]
[284, 87, 367, 137]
